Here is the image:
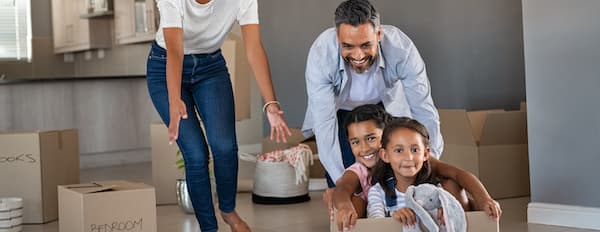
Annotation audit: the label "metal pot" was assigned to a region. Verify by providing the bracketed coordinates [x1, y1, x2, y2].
[176, 179, 195, 214]
[176, 178, 217, 214]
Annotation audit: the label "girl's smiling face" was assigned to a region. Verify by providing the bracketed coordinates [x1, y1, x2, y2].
[347, 120, 383, 168]
[380, 128, 430, 179]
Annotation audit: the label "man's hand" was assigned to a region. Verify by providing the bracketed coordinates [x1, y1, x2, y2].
[392, 208, 417, 227]
[335, 204, 358, 231]
[265, 103, 292, 143]
[323, 188, 335, 220]
[168, 99, 188, 144]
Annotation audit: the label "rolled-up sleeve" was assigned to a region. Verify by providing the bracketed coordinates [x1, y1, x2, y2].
[398, 43, 444, 158]
[305, 40, 345, 183]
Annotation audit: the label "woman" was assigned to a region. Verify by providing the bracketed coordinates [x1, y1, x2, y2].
[146, 0, 291, 231]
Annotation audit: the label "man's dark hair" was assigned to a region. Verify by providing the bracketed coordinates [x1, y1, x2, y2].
[334, 0, 380, 29]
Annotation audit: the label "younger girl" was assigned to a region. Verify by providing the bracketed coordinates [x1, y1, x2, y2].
[366, 117, 501, 227]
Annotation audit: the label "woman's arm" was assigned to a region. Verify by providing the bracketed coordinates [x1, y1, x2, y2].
[163, 27, 188, 144]
[240, 24, 291, 142]
[430, 158, 502, 219]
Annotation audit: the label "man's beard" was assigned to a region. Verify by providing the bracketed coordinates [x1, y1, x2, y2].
[344, 55, 376, 73]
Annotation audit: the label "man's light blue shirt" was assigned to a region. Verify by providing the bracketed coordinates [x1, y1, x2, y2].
[302, 25, 443, 182]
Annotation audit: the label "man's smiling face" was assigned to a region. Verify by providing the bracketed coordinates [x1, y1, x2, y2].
[337, 23, 381, 73]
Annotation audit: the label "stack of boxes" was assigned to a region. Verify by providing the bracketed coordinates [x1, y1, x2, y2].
[0, 129, 80, 223]
[0, 129, 158, 231]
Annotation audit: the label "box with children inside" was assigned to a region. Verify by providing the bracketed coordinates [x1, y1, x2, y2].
[330, 211, 499, 231]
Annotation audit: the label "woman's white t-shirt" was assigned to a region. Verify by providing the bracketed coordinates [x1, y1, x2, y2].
[155, 0, 258, 54]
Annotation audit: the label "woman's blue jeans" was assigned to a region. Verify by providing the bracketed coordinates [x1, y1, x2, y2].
[147, 42, 238, 232]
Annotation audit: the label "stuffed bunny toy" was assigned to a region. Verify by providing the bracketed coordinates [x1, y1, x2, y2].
[404, 183, 466, 232]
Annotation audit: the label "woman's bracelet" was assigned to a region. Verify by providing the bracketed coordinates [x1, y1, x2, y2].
[262, 100, 280, 113]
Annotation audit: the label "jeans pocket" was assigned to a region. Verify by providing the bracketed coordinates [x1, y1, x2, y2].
[148, 51, 167, 61]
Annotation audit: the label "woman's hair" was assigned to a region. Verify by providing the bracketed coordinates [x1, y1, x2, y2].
[370, 117, 439, 197]
[343, 104, 391, 131]
[334, 0, 380, 29]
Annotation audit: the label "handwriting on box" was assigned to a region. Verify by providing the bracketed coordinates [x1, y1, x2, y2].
[0, 154, 36, 164]
[89, 218, 143, 232]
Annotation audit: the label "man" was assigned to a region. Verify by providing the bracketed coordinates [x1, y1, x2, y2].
[302, 0, 443, 211]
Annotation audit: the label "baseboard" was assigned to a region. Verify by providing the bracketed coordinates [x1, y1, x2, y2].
[528, 202, 600, 230]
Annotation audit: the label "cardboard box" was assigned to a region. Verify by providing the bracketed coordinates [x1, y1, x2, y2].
[310, 154, 327, 179]
[520, 101, 527, 111]
[150, 123, 184, 205]
[439, 109, 530, 199]
[0, 129, 80, 223]
[151, 122, 255, 203]
[261, 128, 318, 154]
[58, 180, 156, 232]
[222, 34, 251, 121]
[330, 211, 498, 231]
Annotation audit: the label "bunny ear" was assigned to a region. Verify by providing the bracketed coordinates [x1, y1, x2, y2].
[438, 188, 465, 232]
[405, 185, 417, 207]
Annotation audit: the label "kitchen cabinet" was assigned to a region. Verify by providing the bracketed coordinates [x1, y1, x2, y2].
[51, 0, 112, 53]
[114, 0, 158, 45]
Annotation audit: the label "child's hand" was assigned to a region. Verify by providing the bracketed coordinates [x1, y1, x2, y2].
[336, 205, 358, 231]
[478, 197, 502, 221]
[323, 188, 335, 219]
[392, 208, 417, 227]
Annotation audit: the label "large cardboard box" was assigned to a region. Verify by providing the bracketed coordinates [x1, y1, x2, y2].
[261, 128, 318, 154]
[0, 129, 80, 223]
[150, 123, 184, 205]
[222, 34, 251, 121]
[58, 180, 157, 232]
[330, 211, 498, 231]
[151, 122, 255, 204]
[439, 109, 530, 199]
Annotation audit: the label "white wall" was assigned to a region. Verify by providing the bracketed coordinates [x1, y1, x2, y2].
[523, 0, 600, 229]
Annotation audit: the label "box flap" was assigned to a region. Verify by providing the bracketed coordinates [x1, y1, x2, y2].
[63, 183, 117, 194]
[467, 110, 503, 143]
[479, 111, 527, 145]
[438, 109, 476, 146]
[520, 101, 527, 112]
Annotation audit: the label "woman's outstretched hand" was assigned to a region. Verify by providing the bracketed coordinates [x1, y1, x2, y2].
[265, 103, 292, 143]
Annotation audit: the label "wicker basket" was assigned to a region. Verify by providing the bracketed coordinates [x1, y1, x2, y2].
[240, 144, 313, 204]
